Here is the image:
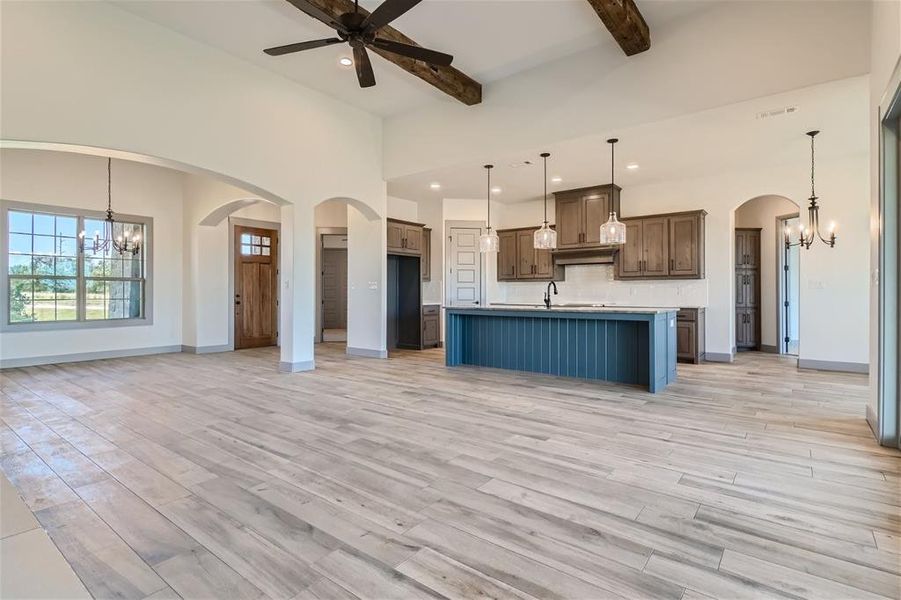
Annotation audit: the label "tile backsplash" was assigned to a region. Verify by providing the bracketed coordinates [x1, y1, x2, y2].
[496, 264, 708, 308]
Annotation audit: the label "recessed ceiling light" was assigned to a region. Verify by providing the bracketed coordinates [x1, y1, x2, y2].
[429, 182, 441, 190]
[551, 176, 562, 183]
[491, 186, 502, 194]
[626, 163, 639, 170]
[338, 56, 353, 67]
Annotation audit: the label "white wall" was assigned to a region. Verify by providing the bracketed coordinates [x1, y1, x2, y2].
[735, 195, 800, 350]
[384, 1, 870, 179]
[387, 196, 419, 222]
[868, 0, 901, 425]
[1, 0, 387, 369]
[0, 150, 184, 363]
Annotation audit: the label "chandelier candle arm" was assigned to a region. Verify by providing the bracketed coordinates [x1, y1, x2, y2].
[77, 158, 142, 257]
[533, 152, 557, 249]
[600, 138, 627, 245]
[479, 164, 499, 253]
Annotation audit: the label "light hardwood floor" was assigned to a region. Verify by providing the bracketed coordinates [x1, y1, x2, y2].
[1, 345, 899, 600]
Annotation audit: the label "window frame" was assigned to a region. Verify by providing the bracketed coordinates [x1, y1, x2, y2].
[1, 200, 154, 332]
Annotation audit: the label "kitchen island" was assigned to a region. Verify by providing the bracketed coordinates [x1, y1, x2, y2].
[445, 305, 678, 393]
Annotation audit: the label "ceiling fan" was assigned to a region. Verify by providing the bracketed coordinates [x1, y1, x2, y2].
[263, 0, 453, 88]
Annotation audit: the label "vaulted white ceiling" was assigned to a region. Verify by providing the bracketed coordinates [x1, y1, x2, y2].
[112, 0, 710, 117]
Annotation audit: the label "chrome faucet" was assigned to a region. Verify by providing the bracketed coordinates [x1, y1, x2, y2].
[543, 281, 558, 309]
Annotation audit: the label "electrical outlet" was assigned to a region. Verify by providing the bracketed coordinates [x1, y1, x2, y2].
[368, 281, 378, 290]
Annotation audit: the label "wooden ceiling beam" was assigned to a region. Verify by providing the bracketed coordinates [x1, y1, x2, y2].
[585, 0, 650, 56]
[285, 0, 482, 105]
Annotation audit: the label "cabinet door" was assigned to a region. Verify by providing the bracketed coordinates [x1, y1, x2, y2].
[497, 230, 517, 280]
[734, 230, 747, 267]
[534, 245, 554, 279]
[735, 271, 748, 307]
[745, 271, 759, 307]
[555, 196, 583, 249]
[387, 222, 405, 252]
[422, 315, 439, 347]
[642, 217, 670, 277]
[746, 309, 758, 348]
[676, 320, 695, 361]
[735, 309, 748, 347]
[516, 230, 536, 279]
[421, 228, 431, 281]
[582, 193, 609, 247]
[669, 214, 700, 277]
[403, 225, 422, 254]
[616, 219, 644, 278]
[744, 231, 760, 268]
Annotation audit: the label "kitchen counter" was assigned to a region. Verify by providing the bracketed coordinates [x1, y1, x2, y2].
[445, 305, 677, 393]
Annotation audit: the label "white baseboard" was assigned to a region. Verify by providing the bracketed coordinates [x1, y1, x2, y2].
[798, 359, 869, 374]
[1, 345, 183, 369]
[181, 344, 231, 354]
[704, 351, 734, 363]
[346, 346, 388, 359]
[278, 360, 315, 373]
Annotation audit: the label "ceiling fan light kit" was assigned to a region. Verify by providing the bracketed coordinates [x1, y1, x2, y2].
[264, 0, 454, 89]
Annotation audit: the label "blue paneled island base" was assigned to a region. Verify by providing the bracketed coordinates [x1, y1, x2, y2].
[445, 306, 678, 393]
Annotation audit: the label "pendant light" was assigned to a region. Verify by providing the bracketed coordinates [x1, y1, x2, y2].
[479, 164, 499, 253]
[78, 158, 142, 256]
[600, 138, 627, 245]
[785, 130, 837, 250]
[533, 152, 557, 249]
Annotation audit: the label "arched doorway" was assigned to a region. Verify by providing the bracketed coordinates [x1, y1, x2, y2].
[733, 194, 800, 356]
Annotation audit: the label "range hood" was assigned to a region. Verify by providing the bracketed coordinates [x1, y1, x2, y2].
[552, 246, 620, 266]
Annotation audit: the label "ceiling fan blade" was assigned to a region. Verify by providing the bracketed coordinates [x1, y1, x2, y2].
[362, 0, 422, 31]
[369, 38, 452, 66]
[284, 0, 348, 33]
[264, 38, 343, 56]
[353, 45, 376, 88]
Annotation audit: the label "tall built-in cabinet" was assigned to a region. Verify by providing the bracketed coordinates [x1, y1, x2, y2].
[734, 228, 761, 350]
[386, 218, 428, 350]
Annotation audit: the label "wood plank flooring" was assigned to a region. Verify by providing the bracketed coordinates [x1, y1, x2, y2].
[1, 345, 899, 600]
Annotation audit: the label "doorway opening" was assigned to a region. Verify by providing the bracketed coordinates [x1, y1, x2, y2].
[234, 224, 278, 350]
[320, 233, 348, 343]
[778, 214, 801, 356]
[733, 195, 800, 356]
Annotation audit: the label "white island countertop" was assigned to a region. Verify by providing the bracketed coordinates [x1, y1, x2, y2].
[445, 304, 679, 315]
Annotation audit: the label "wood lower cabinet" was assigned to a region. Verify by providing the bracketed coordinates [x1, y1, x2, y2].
[615, 210, 706, 280]
[387, 218, 424, 256]
[676, 308, 706, 364]
[735, 228, 761, 350]
[421, 227, 431, 281]
[496, 227, 563, 281]
[422, 304, 440, 348]
[553, 185, 621, 249]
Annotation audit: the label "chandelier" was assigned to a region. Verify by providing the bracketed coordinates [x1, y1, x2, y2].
[79, 158, 141, 256]
[479, 164, 499, 253]
[600, 137, 626, 245]
[533, 152, 557, 249]
[786, 130, 836, 250]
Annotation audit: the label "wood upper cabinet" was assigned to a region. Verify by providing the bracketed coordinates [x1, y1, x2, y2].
[387, 219, 425, 256]
[496, 227, 563, 281]
[615, 210, 706, 280]
[669, 213, 704, 277]
[553, 185, 621, 249]
[421, 227, 431, 281]
[497, 230, 517, 280]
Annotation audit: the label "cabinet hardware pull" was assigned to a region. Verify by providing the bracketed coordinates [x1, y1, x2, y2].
[670, 258, 674, 271]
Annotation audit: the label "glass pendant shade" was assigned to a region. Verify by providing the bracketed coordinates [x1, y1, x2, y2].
[600, 211, 626, 245]
[479, 228, 499, 252]
[533, 222, 557, 249]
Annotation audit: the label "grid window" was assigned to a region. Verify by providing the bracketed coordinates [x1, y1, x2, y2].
[5, 206, 148, 327]
[241, 232, 271, 256]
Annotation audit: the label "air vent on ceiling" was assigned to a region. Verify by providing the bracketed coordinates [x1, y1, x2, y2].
[756, 105, 798, 120]
[508, 160, 533, 169]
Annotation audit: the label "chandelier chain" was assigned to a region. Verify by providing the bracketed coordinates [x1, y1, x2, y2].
[810, 132, 816, 199]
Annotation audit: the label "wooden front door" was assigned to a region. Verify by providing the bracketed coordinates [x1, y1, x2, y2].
[235, 226, 278, 349]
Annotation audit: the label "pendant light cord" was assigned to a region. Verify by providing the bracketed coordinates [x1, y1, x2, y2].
[541, 153, 549, 224]
[107, 157, 113, 219]
[485, 165, 492, 230]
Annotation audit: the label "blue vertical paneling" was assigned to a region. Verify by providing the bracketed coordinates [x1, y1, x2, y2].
[445, 309, 677, 392]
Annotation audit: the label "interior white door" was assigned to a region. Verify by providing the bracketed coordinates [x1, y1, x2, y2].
[448, 227, 482, 307]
